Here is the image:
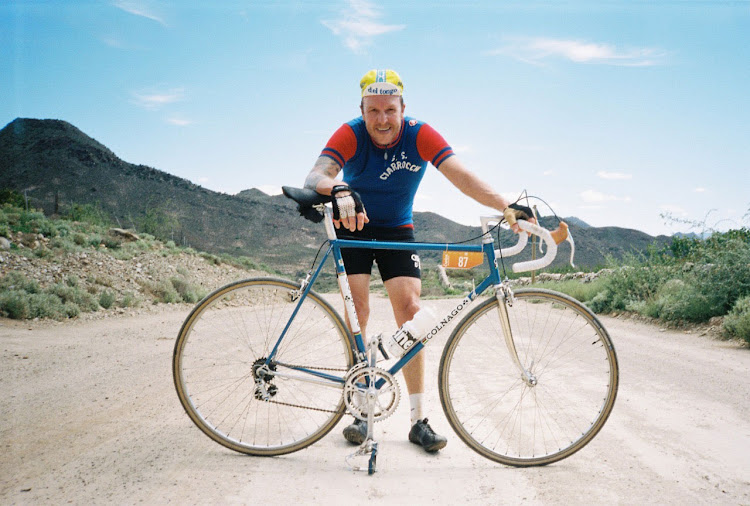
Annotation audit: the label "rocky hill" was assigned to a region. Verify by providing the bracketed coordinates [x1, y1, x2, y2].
[0, 117, 669, 273]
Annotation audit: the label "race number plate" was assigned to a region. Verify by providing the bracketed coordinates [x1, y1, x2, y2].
[442, 251, 484, 269]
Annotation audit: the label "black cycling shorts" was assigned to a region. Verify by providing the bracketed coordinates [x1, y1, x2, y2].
[336, 225, 421, 281]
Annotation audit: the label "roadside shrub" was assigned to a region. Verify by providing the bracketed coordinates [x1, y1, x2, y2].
[26, 292, 67, 319]
[0, 290, 29, 319]
[724, 296, 750, 344]
[1, 272, 40, 294]
[99, 290, 116, 309]
[73, 233, 87, 246]
[647, 279, 720, 322]
[120, 291, 140, 308]
[170, 277, 206, 303]
[102, 236, 122, 250]
[0, 290, 78, 320]
[120, 291, 139, 308]
[533, 278, 608, 306]
[88, 234, 103, 248]
[66, 202, 111, 227]
[48, 283, 98, 312]
[141, 279, 180, 303]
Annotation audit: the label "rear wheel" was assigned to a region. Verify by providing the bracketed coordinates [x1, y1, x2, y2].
[439, 289, 618, 466]
[173, 277, 354, 456]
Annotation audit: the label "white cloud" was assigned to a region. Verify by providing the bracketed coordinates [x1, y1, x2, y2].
[321, 0, 405, 53]
[694, 187, 707, 193]
[166, 116, 194, 127]
[580, 190, 631, 203]
[597, 170, 632, 180]
[131, 87, 185, 110]
[112, 0, 166, 26]
[489, 37, 667, 67]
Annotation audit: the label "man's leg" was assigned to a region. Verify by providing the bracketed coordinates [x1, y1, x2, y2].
[343, 273, 371, 338]
[384, 275, 447, 453]
[341, 273, 372, 445]
[383, 276, 423, 393]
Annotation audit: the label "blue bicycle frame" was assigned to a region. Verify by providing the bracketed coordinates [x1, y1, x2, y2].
[265, 214, 503, 385]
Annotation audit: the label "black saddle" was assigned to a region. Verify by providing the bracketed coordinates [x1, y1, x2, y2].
[282, 186, 331, 223]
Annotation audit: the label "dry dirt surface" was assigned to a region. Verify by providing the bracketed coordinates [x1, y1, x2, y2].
[2, 295, 749, 505]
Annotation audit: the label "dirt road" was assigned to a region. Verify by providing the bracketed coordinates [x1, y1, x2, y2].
[2, 296, 749, 505]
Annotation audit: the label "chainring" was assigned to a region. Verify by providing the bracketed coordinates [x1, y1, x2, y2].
[343, 363, 400, 422]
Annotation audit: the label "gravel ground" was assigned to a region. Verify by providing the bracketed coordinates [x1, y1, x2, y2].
[1, 295, 749, 505]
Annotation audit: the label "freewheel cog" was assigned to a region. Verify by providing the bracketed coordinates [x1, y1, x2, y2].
[343, 364, 400, 422]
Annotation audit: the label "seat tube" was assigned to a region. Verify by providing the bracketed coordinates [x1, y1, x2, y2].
[332, 244, 366, 355]
[325, 205, 366, 355]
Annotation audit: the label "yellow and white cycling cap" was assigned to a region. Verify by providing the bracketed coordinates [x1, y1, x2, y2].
[360, 69, 404, 97]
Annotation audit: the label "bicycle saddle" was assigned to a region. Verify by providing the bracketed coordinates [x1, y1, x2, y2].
[282, 186, 331, 223]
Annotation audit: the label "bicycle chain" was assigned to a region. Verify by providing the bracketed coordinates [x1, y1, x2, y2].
[256, 361, 354, 414]
[259, 398, 341, 414]
[273, 361, 350, 372]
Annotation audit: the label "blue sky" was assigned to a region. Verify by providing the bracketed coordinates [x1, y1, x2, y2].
[2, 0, 749, 236]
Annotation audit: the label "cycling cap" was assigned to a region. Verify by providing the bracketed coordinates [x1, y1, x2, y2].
[360, 69, 403, 97]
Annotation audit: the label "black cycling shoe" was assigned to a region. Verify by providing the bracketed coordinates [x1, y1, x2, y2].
[343, 418, 368, 445]
[408, 418, 447, 453]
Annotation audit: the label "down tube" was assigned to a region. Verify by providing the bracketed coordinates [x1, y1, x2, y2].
[265, 244, 334, 363]
[386, 241, 501, 378]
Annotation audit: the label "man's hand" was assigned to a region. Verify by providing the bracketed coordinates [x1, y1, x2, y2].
[503, 203, 536, 233]
[331, 185, 368, 231]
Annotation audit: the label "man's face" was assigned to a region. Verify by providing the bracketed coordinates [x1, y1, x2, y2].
[361, 95, 405, 146]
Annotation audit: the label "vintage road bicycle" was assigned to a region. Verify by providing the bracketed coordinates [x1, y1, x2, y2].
[173, 187, 619, 474]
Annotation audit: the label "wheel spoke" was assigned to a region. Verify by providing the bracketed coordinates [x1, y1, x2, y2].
[173, 278, 354, 456]
[439, 289, 618, 466]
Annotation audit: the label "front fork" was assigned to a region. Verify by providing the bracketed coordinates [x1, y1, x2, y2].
[495, 281, 537, 387]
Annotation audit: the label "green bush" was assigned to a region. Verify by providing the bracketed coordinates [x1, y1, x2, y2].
[66, 202, 111, 227]
[48, 283, 98, 311]
[1, 272, 40, 294]
[141, 279, 180, 303]
[120, 291, 139, 308]
[0, 290, 29, 319]
[724, 296, 750, 344]
[99, 290, 116, 309]
[533, 278, 609, 305]
[0, 290, 79, 320]
[647, 279, 719, 322]
[170, 277, 206, 303]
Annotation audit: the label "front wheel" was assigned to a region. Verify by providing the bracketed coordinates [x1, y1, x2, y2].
[438, 288, 619, 466]
[173, 277, 354, 456]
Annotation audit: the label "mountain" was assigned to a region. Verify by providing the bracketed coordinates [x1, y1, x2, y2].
[0, 118, 669, 273]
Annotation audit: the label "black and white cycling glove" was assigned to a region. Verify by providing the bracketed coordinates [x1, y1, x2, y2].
[331, 185, 365, 221]
[503, 203, 534, 227]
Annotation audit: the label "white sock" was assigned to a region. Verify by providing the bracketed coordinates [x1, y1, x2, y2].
[409, 393, 424, 426]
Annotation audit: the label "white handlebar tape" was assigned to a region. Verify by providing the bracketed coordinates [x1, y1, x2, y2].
[496, 231, 528, 258]
[511, 221, 558, 273]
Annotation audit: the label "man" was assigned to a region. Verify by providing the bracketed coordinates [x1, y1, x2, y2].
[304, 69, 531, 453]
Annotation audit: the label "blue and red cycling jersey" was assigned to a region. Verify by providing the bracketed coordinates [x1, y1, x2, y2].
[320, 116, 454, 228]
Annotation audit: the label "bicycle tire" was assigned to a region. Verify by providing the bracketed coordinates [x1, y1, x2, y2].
[173, 277, 354, 456]
[438, 288, 619, 466]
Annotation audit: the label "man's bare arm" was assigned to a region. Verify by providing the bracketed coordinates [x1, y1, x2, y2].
[303, 155, 368, 231]
[304, 156, 342, 195]
[439, 156, 510, 211]
[439, 156, 533, 233]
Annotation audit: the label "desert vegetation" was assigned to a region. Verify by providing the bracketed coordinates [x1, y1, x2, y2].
[1, 189, 748, 344]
